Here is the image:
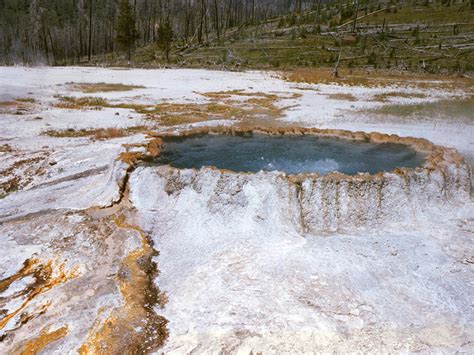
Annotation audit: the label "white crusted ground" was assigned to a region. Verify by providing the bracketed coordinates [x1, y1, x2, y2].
[0, 67, 472, 353]
[130, 167, 473, 353]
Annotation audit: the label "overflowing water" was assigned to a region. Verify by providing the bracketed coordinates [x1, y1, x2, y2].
[154, 134, 425, 175]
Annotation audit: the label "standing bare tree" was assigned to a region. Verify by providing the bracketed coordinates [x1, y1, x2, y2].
[352, 0, 359, 33]
[88, 0, 93, 61]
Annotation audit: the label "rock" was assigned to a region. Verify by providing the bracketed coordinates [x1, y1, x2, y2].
[462, 256, 474, 265]
[341, 35, 357, 46]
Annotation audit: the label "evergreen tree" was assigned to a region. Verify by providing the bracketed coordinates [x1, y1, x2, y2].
[116, 0, 138, 61]
[157, 20, 173, 63]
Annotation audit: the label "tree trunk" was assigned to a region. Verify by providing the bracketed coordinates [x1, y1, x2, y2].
[198, 0, 205, 43]
[334, 51, 341, 77]
[252, 0, 255, 23]
[352, 0, 360, 33]
[315, 0, 322, 26]
[88, 0, 92, 61]
[214, 0, 220, 40]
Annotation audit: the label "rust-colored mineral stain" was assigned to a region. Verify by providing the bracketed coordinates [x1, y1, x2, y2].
[78, 214, 168, 354]
[0, 258, 38, 293]
[119, 151, 144, 165]
[0, 260, 78, 330]
[17, 325, 68, 355]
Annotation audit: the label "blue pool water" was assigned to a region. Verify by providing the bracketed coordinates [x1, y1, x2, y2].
[154, 134, 425, 175]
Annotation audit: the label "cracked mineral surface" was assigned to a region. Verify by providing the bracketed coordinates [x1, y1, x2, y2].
[0, 67, 472, 353]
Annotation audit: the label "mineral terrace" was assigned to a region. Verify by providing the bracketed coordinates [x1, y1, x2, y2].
[0, 67, 473, 353]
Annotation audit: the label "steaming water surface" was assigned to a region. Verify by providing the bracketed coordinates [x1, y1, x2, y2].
[154, 134, 425, 175]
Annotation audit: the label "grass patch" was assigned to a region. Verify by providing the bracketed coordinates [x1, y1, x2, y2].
[54, 96, 109, 110]
[283, 69, 372, 86]
[0, 100, 35, 115]
[147, 103, 243, 126]
[359, 3, 474, 26]
[43, 126, 147, 140]
[0, 144, 13, 153]
[0, 176, 20, 199]
[283, 68, 474, 89]
[145, 90, 293, 125]
[371, 92, 428, 102]
[365, 95, 474, 121]
[53, 90, 295, 126]
[15, 98, 36, 103]
[199, 90, 279, 100]
[327, 93, 357, 101]
[0, 101, 19, 107]
[0, 155, 46, 198]
[69, 82, 145, 93]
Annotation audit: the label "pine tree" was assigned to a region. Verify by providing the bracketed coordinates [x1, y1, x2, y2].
[116, 0, 138, 61]
[157, 20, 173, 63]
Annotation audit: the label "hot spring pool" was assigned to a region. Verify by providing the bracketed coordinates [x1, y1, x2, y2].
[153, 134, 425, 175]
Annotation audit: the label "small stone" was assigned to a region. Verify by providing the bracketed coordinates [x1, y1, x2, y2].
[33, 116, 42, 120]
[349, 309, 360, 316]
[115, 112, 120, 116]
[461, 256, 474, 265]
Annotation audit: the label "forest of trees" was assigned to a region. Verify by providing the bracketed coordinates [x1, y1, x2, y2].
[1, 0, 473, 67]
[0, 0, 328, 65]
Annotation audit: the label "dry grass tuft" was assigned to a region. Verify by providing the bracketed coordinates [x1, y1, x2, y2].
[327, 93, 357, 101]
[0, 99, 36, 115]
[371, 92, 427, 102]
[69, 82, 145, 93]
[283, 69, 474, 90]
[362, 94, 474, 123]
[133, 90, 290, 126]
[0, 155, 47, 198]
[0, 101, 18, 107]
[52, 90, 300, 126]
[199, 90, 278, 100]
[283, 69, 371, 86]
[15, 98, 36, 103]
[0, 144, 13, 153]
[43, 126, 147, 140]
[54, 96, 108, 110]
